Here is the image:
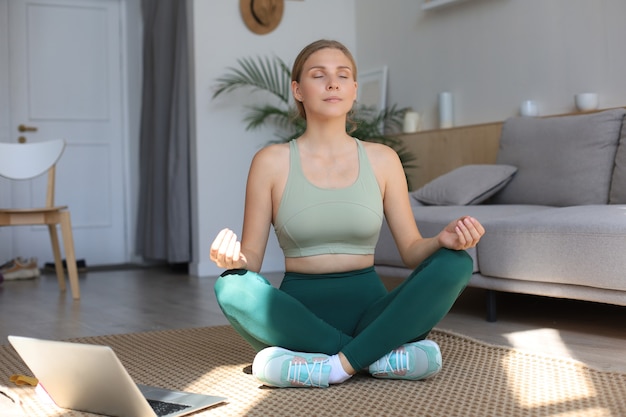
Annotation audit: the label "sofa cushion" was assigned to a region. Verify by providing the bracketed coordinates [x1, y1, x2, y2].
[492, 108, 626, 206]
[374, 204, 553, 274]
[477, 205, 626, 292]
[609, 117, 626, 203]
[411, 164, 517, 206]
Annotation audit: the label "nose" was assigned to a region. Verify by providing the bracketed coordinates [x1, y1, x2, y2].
[327, 78, 339, 90]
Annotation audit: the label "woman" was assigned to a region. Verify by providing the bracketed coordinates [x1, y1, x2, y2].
[210, 39, 485, 388]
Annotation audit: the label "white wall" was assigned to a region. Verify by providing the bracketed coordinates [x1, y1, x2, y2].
[188, 0, 357, 276]
[355, 0, 626, 129]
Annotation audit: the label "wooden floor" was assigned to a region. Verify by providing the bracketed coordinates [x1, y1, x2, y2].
[1, 266, 625, 373]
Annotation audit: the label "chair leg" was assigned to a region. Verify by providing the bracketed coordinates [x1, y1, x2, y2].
[59, 211, 80, 299]
[48, 224, 66, 292]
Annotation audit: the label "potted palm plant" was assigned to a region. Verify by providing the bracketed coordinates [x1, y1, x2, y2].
[212, 55, 416, 186]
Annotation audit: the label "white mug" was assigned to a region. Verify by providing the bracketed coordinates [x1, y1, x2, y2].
[575, 93, 599, 112]
[403, 111, 421, 133]
[520, 100, 538, 117]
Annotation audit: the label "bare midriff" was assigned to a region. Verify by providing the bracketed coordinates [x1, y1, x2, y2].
[285, 253, 375, 274]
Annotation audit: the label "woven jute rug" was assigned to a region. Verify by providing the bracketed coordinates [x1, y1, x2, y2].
[1, 326, 625, 417]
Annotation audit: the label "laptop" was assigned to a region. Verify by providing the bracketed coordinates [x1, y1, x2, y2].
[8, 335, 227, 417]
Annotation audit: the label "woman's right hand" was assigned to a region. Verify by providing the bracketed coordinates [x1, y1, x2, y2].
[210, 228, 248, 270]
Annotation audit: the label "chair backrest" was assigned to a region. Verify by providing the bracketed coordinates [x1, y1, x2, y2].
[0, 139, 66, 207]
[0, 140, 66, 180]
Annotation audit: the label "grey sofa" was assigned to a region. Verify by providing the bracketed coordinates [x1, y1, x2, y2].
[374, 108, 626, 321]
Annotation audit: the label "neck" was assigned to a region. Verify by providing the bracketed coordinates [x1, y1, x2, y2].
[299, 116, 352, 148]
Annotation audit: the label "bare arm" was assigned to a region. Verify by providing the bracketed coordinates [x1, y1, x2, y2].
[374, 144, 485, 269]
[210, 145, 283, 272]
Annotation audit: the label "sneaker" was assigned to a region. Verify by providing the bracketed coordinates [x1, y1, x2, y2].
[369, 340, 442, 380]
[252, 347, 331, 388]
[0, 257, 40, 280]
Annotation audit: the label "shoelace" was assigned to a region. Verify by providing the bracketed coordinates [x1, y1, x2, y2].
[0, 259, 15, 270]
[383, 347, 410, 376]
[0, 257, 33, 270]
[287, 356, 328, 387]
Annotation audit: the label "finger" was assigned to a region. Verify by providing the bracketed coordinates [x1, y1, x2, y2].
[467, 217, 486, 236]
[211, 228, 228, 250]
[225, 240, 244, 269]
[455, 224, 468, 247]
[218, 232, 237, 264]
[225, 233, 238, 262]
[462, 218, 481, 241]
[212, 230, 231, 265]
[210, 228, 229, 260]
[462, 218, 485, 248]
[232, 241, 242, 263]
[457, 219, 473, 243]
[465, 217, 486, 244]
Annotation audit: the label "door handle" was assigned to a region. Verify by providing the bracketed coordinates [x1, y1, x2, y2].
[18, 124, 38, 133]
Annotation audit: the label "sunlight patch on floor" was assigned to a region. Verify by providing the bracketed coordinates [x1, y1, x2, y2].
[504, 327, 572, 358]
[502, 328, 597, 410]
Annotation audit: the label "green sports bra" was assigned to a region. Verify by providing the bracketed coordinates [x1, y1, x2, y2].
[274, 138, 384, 258]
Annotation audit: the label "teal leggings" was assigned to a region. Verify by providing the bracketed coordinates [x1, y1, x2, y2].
[214, 248, 472, 371]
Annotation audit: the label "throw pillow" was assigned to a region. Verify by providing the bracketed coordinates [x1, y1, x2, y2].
[411, 164, 518, 206]
[491, 108, 626, 206]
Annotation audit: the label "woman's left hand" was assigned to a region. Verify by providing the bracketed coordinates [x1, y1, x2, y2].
[438, 216, 485, 250]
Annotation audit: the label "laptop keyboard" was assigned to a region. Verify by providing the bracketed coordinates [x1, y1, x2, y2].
[147, 399, 192, 416]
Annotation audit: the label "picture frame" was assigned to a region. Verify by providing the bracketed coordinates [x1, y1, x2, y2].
[357, 66, 388, 112]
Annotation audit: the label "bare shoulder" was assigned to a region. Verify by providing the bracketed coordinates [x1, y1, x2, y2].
[251, 142, 289, 168]
[359, 140, 401, 167]
[248, 142, 290, 183]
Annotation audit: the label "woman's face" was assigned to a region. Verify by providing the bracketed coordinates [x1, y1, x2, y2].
[292, 48, 358, 120]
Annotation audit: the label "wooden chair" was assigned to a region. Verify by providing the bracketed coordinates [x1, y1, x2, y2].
[0, 140, 80, 299]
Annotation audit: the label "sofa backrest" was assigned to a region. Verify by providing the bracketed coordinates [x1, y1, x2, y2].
[491, 108, 626, 206]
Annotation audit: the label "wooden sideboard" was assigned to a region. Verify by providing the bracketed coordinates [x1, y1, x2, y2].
[397, 121, 503, 190]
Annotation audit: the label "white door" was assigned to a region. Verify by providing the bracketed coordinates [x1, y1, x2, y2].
[1, 0, 128, 266]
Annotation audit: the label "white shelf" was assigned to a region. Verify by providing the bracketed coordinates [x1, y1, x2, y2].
[422, 0, 468, 11]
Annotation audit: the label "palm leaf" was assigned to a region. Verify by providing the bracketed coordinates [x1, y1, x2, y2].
[212, 55, 291, 104]
[242, 105, 293, 131]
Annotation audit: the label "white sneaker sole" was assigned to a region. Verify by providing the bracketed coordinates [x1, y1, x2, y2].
[3, 269, 40, 280]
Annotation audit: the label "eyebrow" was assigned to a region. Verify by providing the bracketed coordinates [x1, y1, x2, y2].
[307, 65, 353, 72]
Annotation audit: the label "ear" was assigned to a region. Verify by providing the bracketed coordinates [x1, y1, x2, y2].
[353, 81, 358, 102]
[291, 80, 303, 102]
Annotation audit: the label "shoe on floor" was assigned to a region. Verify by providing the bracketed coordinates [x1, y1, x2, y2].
[252, 347, 331, 388]
[44, 259, 87, 273]
[369, 340, 442, 380]
[0, 257, 40, 281]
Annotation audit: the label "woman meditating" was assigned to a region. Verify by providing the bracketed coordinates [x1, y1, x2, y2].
[210, 39, 485, 388]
